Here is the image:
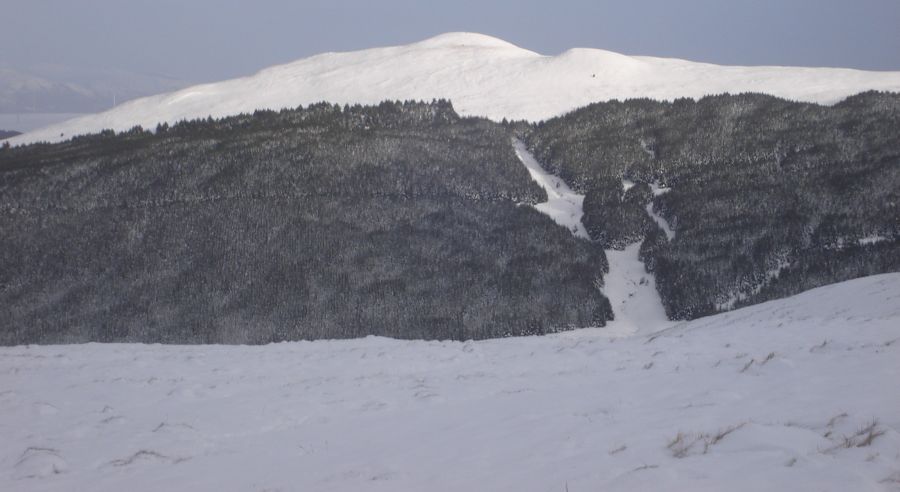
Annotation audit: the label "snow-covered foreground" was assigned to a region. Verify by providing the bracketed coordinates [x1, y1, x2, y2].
[2, 274, 899, 491]
[10, 32, 900, 145]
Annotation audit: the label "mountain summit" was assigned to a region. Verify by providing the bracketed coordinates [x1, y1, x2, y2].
[10, 32, 900, 145]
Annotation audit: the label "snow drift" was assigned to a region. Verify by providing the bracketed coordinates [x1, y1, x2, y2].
[9, 32, 900, 145]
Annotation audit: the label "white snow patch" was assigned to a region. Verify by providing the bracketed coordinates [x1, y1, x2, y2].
[2, 274, 899, 491]
[621, 180, 674, 240]
[10, 32, 900, 145]
[649, 182, 671, 196]
[859, 235, 888, 246]
[596, 181, 674, 335]
[645, 202, 676, 241]
[513, 139, 588, 239]
[601, 243, 674, 337]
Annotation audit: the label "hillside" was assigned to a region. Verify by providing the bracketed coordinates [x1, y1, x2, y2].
[524, 92, 900, 319]
[2, 273, 898, 491]
[3, 92, 900, 343]
[9, 32, 900, 146]
[0, 101, 610, 345]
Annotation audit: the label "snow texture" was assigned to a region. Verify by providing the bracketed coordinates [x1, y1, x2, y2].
[602, 243, 673, 337]
[2, 273, 899, 491]
[10, 32, 900, 145]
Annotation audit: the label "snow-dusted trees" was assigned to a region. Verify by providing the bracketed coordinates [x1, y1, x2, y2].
[0, 101, 611, 344]
[525, 91, 900, 319]
[4, 92, 894, 343]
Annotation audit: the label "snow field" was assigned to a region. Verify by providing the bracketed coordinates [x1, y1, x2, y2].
[1, 274, 899, 491]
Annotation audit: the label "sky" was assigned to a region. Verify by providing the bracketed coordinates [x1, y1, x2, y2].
[2, 0, 899, 83]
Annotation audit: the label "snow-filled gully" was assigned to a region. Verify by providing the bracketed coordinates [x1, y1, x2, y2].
[512, 139, 589, 239]
[513, 140, 672, 336]
[645, 183, 675, 241]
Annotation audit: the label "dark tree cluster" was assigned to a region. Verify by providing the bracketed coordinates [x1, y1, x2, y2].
[0, 100, 611, 345]
[582, 180, 656, 249]
[523, 91, 900, 319]
[0, 130, 21, 143]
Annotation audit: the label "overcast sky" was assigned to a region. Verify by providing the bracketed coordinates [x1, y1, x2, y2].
[3, 0, 899, 83]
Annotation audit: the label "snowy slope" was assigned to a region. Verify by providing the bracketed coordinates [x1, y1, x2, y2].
[2, 274, 899, 491]
[10, 32, 900, 145]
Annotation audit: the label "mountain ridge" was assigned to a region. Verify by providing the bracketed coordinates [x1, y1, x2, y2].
[10, 32, 900, 146]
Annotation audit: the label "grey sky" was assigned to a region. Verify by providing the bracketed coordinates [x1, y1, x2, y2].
[3, 0, 899, 83]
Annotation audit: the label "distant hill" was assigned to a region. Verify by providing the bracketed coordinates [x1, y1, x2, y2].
[0, 64, 189, 114]
[9, 32, 900, 146]
[0, 130, 20, 140]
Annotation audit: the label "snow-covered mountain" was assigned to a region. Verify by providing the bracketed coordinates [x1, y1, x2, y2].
[10, 32, 900, 145]
[3, 273, 898, 491]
